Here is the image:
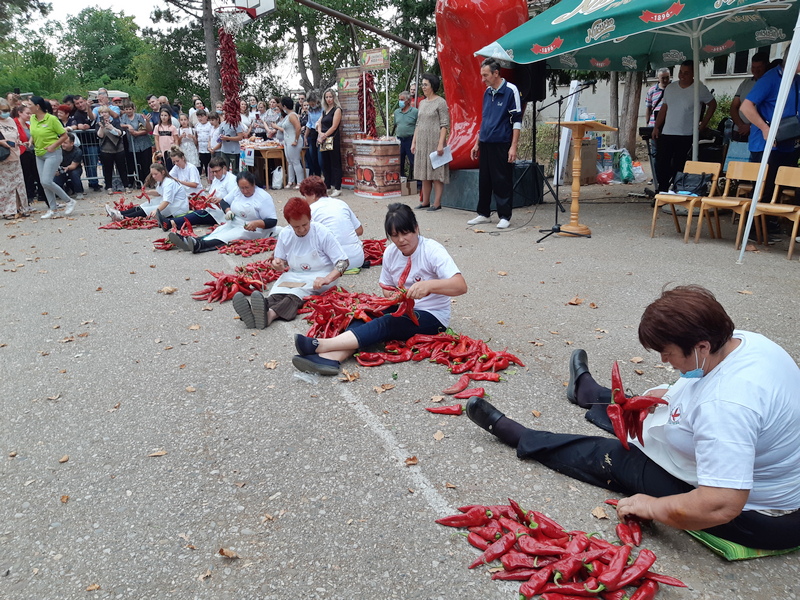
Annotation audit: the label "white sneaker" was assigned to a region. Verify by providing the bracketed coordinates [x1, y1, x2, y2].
[64, 199, 76, 215]
[467, 215, 491, 225]
[330, 189, 342, 197]
[497, 218, 510, 229]
[41, 210, 54, 219]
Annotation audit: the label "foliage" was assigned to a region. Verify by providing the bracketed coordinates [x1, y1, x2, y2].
[0, 46, 80, 97]
[55, 8, 144, 85]
[0, 0, 50, 40]
[709, 93, 732, 131]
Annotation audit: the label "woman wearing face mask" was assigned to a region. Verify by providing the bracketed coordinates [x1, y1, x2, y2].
[466, 285, 800, 551]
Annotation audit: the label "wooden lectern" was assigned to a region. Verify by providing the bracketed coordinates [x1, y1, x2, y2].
[547, 120, 618, 236]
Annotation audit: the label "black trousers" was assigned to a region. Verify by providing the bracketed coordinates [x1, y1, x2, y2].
[171, 211, 217, 229]
[321, 135, 342, 191]
[398, 136, 414, 179]
[750, 149, 800, 206]
[100, 151, 128, 190]
[655, 134, 692, 192]
[20, 150, 45, 201]
[477, 141, 513, 220]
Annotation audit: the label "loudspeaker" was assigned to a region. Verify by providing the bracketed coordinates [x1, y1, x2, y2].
[516, 62, 547, 104]
[513, 161, 544, 206]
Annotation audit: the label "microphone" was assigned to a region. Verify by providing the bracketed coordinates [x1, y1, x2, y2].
[582, 79, 597, 86]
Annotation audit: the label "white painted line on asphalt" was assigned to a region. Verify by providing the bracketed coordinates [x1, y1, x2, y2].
[337, 385, 454, 518]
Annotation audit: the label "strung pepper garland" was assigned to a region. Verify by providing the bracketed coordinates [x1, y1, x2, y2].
[218, 27, 242, 126]
[607, 361, 668, 449]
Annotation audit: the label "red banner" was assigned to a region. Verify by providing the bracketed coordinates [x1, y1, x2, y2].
[590, 58, 611, 68]
[531, 37, 564, 55]
[702, 40, 735, 54]
[640, 2, 684, 23]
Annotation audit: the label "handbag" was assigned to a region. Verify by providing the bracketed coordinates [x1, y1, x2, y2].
[772, 75, 800, 143]
[671, 171, 713, 196]
[320, 135, 334, 152]
[0, 131, 10, 162]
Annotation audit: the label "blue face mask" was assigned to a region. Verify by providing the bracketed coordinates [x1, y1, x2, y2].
[679, 349, 706, 379]
[0, 112, 9, 119]
[398, 100, 405, 108]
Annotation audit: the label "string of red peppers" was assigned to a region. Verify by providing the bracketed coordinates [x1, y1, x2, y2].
[607, 362, 668, 450]
[218, 27, 242, 127]
[357, 71, 377, 138]
[436, 499, 686, 599]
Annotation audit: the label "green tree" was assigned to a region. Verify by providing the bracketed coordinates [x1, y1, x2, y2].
[0, 0, 51, 40]
[0, 45, 80, 97]
[57, 8, 143, 85]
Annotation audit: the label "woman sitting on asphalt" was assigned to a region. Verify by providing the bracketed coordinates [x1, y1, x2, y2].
[168, 170, 277, 254]
[159, 157, 237, 231]
[300, 175, 364, 269]
[168, 146, 202, 194]
[466, 285, 800, 550]
[292, 202, 467, 376]
[232, 196, 347, 329]
[105, 163, 189, 221]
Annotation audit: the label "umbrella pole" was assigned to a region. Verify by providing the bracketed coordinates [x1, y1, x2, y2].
[692, 35, 700, 161]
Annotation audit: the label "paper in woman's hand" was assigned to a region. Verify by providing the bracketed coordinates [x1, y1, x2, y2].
[429, 146, 453, 170]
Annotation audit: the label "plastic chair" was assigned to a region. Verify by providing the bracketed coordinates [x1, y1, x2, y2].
[751, 166, 800, 259]
[650, 161, 722, 243]
[694, 161, 761, 248]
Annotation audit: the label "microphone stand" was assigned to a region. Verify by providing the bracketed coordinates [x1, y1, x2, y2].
[536, 82, 595, 243]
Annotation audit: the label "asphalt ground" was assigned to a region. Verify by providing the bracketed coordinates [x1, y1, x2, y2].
[2, 181, 800, 600]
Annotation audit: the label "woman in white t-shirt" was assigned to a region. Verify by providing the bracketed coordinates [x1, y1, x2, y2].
[105, 163, 189, 221]
[232, 196, 347, 330]
[168, 146, 201, 194]
[467, 285, 800, 550]
[292, 202, 467, 376]
[300, 175, 364, 268]
[168, 170, 277, 254]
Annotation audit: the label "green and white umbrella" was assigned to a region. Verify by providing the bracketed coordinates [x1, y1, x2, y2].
[477, 0, 799, 161]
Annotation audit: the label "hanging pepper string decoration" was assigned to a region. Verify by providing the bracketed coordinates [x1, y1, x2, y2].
[218, 27, 242, 127]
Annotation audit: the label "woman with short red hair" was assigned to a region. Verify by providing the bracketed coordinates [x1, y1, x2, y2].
[232, 196, 348, 330]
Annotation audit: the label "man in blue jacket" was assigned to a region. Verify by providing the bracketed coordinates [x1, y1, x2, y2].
[469, 58, 522, 230]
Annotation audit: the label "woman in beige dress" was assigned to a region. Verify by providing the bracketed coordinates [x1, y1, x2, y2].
[412, 73, 450, 211]
[0, 97, 28, 218]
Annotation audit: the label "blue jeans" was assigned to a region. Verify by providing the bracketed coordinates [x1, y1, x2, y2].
[399, 136, 414, 179]
[347, 309, 444, 349]
[54, 167, 84, 195]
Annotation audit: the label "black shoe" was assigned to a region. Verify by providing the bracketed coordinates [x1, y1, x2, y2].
[155, 209, 167, 231]
[465, 396, 505, 433]
[566, 349, 590, 406]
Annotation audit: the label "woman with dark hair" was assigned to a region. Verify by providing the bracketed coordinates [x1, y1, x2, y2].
[168, 146, 202, 193]
[292, 202, 467, 376]
[412, 73, 450, 210]
[317, 88, 343, 196]
[271, 96, 304, 189]
[466, 285, 800, 550]
[168, 170, 277, 253]
[105, 163, 188, 221]
[232, 196, 347, 329]
[28, 96, 74, 218]
[299, 175, 364, 268]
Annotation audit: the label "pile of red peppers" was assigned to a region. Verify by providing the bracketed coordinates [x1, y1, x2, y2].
[607, 362, 668, 450]
[234, 259, 282, 285]
[188, 191, 219, 212]
[437, 499, 687, 599]
[218, 237, 277, 257]
[113, 198, 136, 212]
[361, 238, 386, 265]
[99, 217, 159, 230]
[191, 269, 265, 303]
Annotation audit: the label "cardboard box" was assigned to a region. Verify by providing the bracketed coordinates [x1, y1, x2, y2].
[400, 180, 417, 196]
[561, 139, 597, 185]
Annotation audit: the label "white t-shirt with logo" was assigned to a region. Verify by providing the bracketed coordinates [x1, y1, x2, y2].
[634, 330, 800, 512]
[379, 235, 460, 327]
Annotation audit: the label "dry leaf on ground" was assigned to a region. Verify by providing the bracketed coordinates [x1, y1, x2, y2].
[158, 286, 178, 295]
[567, 296, 583, 306]
[589, 302, 598, 309]
[498, 271, 508, 276]
[188, 324, 201, 330]
[86, 583, 101, 591]
[148, 450, 167, 457]
[630, 357, 644, 364]
[198, 569, 212, 581]
[405, 456, 418, 466]
[58, 455, 69, 463]
[634, 369, 644, 375]
[338, 369, 359, 382]
[430, 395, 445, 403]
[591, 506, 609, 520]
[445, 482, 457, 489]
[738, 290, 754, 295]
[531, 410, 541, 418]
[219, 547, 239, 559]
[61, 495, 69, 503]
[433, 430, 445, 441]
[186, 386, 196, 393]
[263, 360, 278, 370]
[373, 383, 395, 394]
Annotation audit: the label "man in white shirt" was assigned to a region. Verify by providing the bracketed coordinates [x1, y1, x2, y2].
[652, 60, 717, 192]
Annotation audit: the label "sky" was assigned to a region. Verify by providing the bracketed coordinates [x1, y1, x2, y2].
[48, 0, 163, 30]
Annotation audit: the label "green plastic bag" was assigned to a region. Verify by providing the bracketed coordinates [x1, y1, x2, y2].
[619, 149, 634, 184]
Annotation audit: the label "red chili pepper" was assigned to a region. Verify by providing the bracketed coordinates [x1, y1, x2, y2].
[501, 550, 537, 571]
[550, 554, 585, 582]
[498, 516, 530, 536]
[643, 571, 687, 587]
[616, 548, 657, 589]
[398, 256, 412, 288]
[600, 590, 629, 600]
[435, 506, 491, 528]
[629, 580, 659, 600]
[530, 511, 567, 539]
[468, 531, 519, 569]
[627, 519, 643, 546]
[453, 387, 485, 399]
[598, 544, 632, 590]
[469, 521, 503, 542]
[540, 577, 605, 596]
[564, 532, 590, 554]
[468, 372, 502, 382]
[467, 531, 490, 551]
[508, 498, 531, 525]
[607, 403, 630, 450]
[623, 395, 668, 411]
[611, 360, 626, 405]
[616, 522, 635, 546]
[355, 352, 385, 367]
[517, 535, 566, 556]
[442, 374, 471, 395]
[518, 564, 554, 599]
[605, 499, 619, 507]
[425, 404, 463, 415]
[491, 568, 538, 581]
